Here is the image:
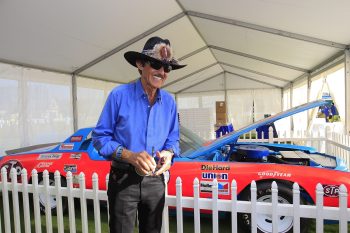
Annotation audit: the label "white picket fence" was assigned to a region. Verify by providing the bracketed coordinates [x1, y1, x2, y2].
[1, 168, 350, 233]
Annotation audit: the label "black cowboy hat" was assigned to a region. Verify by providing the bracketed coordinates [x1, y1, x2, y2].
[124, 36, 186, 71]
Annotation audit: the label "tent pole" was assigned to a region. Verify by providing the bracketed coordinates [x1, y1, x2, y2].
[72, 75, 78, 132]
[345, 49, 350, 134]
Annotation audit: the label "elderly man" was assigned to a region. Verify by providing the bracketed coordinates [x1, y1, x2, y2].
[92, 36, 186, 233]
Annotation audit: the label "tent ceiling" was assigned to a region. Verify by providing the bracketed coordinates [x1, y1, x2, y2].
[1, 0, 349, 93]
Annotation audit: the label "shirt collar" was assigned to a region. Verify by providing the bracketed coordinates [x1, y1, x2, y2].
[135, 78, 162, 104]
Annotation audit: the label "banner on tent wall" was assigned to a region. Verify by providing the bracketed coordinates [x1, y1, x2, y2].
[316, 93, 340, 123]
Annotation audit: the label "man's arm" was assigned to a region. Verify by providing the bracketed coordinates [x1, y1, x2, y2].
[92, 91, 121, 159]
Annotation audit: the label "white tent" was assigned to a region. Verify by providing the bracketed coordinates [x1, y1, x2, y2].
[1, 0, 349, 88]
[0, 0, 349, 150]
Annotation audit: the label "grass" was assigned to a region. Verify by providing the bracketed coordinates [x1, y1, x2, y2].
[0, 196, 346, 233]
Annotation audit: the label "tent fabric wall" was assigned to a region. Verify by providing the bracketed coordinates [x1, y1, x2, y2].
[177, 91, 225, 140]
[325, 67, 345, 133]
[77, 77, 118, 129]
[292, 80, 308, 131]
[0, 63, 73, 155]
[227, 89, 282, 130]
[178, 89, 282, 139]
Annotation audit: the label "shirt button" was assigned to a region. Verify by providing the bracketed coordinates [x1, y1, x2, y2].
[148, 105, 150, 108]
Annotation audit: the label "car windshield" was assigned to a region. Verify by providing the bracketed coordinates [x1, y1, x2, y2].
[180, 126, 206, 156]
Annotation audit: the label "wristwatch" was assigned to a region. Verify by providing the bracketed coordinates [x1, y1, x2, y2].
[113, 146, 124, 160]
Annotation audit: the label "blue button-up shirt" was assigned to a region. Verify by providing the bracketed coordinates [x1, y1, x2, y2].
[92, 79, 180, 159]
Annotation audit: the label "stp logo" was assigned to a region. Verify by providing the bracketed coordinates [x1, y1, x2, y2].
[323, 184, 340, 197]
[0, 160, 23, 182]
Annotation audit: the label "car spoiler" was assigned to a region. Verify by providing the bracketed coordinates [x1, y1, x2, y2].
[5, 142, 60, 155]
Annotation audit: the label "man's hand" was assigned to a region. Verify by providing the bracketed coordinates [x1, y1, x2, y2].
[154, 150, 173, 176]
[122, 150, 156, 176]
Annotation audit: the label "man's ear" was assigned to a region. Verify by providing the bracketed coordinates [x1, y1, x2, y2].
[136, 60, 144, 70]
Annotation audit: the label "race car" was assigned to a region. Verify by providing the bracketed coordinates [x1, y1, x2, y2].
[1, 99, 349, 233]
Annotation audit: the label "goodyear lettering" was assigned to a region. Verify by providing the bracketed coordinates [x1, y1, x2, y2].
[258, 171, 291, 178]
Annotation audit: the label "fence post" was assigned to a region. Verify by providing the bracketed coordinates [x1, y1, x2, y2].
[212, 179, 219, 233]
[271, 181, 278, 233]
[176, 177, 183, 233]
[92, 173, 102, 233]
[251, 181, 257, 233]
[1, 167, 11, 233]
[66, 171, 76, 233]
[54, 170, 64, 233]
[161, 182, 169, 233]
[11, 168, 21, 233]
[292, 182, 300, 233]
[231, 180, 237, 233]
[21, 169, 31, 233]
[193, 178, 200, 233]
[316, 183, 324, 232]
[339, 185, 348, 233]
[79, 172, 88, 233]
[31, 169, 42, 233]
[43, 170, 53, 233]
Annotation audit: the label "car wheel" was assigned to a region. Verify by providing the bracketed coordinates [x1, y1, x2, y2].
[238, 182, 310, 233]
[37, 173, 68, 215]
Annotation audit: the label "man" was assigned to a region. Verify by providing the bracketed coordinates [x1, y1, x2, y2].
[92, 36, 186, 233]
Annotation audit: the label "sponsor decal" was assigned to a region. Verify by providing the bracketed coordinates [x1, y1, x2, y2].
[200, 180, 230, 195]
[72, 175, 80, 185]
[218, 182, 230, 195]
[70, 153, 82, 159]
[323, 184, 340, 197]
[36, 162, 53, 168]
[59, 143, 74, 150]
[38, 153, 62, 160]
[200, 181, 213, 193]
[0, 160, 23, 182]
[202, 172, 228, 180]
[70, 136, 83, 142]
[64, 164, 78, 173]
[258, 170, 292, 178]
[201, 164, 230, 171]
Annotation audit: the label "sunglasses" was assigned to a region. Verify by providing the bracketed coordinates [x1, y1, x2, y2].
[146, 60, 172, 73]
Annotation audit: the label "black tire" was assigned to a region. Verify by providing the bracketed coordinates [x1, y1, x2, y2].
[37, 173, 68, 215]
[238, 182, 310, 233]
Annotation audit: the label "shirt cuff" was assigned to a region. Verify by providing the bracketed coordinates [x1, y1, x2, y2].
[99, 141, 120, 159]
